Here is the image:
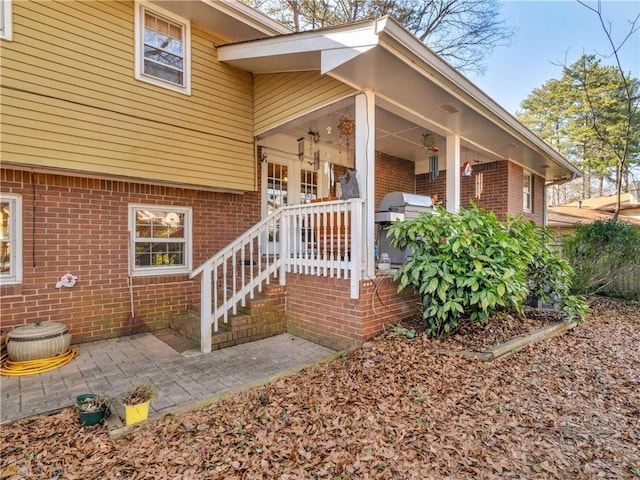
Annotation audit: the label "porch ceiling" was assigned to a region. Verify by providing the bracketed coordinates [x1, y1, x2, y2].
[218, 17, 581, 182]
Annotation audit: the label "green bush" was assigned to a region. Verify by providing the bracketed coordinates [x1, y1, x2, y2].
[507, 217, 588, 320]
[563, 219, 640, 298]
[387, 205, 586, 337]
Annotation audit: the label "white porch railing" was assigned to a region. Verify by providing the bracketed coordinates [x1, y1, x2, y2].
[189, 198, 364, 353]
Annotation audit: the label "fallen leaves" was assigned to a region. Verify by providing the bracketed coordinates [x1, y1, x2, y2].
[1, 297, 638, 479]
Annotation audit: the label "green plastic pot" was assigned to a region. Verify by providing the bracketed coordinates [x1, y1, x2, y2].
[76, 394, 108, 426]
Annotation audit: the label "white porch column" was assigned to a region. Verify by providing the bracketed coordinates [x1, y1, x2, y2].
[355, 91, 375, 280]
[446, 135, 461, 212]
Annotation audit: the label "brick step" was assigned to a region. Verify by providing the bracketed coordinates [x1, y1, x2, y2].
[170, 282, 286, 351]
[169, 311, 285, 351]
[187, 284, 285, 316]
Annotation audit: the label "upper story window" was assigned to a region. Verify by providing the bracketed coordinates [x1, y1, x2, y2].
[134, 2, 191, 95]
[1, 0, 12, 41]
[1, 194, 22, 285]
[129, 205, 192, 276]
[523, 171, 532, 213]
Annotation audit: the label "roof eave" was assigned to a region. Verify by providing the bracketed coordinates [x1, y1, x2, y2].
[375, 19, 582, 180]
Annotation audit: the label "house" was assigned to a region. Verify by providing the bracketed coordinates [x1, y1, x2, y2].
[0, 0, 581, 353]
[547, 204, 640, 234]
[547, 189, 640, 234]
[563, 191, 640, 220]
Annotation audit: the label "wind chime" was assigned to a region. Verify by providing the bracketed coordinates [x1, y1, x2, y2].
[422, 132, 440, 182]
[308, 128, 320, 170]
[337, 112, 355, 164]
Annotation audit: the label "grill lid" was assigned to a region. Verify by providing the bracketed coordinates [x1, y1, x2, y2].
[379, 192, 433, 212]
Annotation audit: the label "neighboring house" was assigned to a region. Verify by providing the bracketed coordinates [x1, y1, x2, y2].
[1, 0, 581, 352]
[563, 191, 640, 220]
[547, 205, 640, 234]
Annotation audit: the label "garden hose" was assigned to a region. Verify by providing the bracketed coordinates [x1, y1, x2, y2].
[0, 338, 79, 376]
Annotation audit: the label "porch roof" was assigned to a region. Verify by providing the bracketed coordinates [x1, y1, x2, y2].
[217, 17, 582, 183]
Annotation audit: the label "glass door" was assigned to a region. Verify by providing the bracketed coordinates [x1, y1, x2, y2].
[262, 159, 319, 255]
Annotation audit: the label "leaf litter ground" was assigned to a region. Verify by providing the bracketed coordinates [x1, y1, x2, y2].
[1, 297, 638, 479]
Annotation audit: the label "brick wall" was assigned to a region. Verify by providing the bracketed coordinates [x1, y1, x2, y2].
[416, 160, 545, 225]
[375, 152, 415, 209]
[286, 273, 418, 351]
[0, 168, 260, 343]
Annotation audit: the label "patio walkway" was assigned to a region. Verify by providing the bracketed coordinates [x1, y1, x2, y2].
[0, 332, 336, 425]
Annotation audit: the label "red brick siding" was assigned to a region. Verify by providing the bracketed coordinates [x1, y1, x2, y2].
[375, 152, 415, 209]
[416, 160, 545, 225]
[286, 273, 418, 351]
[0, 168, 260, 343]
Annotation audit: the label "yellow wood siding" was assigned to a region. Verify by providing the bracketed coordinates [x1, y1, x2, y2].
[0, 0, 255, 191]
[254, 72, 356, 134]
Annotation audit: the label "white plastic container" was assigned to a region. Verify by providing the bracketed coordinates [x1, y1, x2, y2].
[378, 253, 391, 271]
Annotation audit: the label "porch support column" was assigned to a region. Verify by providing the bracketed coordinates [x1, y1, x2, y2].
[355, 91, 376, 281]
[446, 134, 461, 213]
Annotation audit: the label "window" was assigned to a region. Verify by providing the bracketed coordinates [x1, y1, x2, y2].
[1, 194, 22, 284]
[1, 0, 12, 41]
[300, 169, 318, 204]
[134, 2, 190, 94]
[129, 205, 192, 276]
[523, 171, 532, 213]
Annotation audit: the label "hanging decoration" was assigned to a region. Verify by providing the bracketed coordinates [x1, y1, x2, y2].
[461, 161, 473, 177]
[428, 155, 439, 182]
[297, 137, 305, 162]
[421, 132, 439, 153]
[475, 172, 484, 198]
[307, 128, 320, 166]
[338, 113, 355, 163]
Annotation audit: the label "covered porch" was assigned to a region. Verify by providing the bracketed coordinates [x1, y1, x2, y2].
[187, 16, 582, 352]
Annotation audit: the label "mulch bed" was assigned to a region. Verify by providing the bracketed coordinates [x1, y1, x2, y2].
[397, 306, 565, 352]
[1, 297, 639, 479]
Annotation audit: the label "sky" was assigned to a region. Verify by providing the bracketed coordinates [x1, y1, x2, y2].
[471, 0, 640, 114]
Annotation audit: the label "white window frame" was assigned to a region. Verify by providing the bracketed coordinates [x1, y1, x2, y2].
[1, 193, 22, 285]
[128, 204, 192, 276]
[134, 1, 191, 95]
[1, 0, 12, 41]
[523, 171, 532, 213]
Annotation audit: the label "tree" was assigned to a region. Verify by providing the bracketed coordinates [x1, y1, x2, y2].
[517, 55, 640, 205]
[576, 0, 640, 217]
[517, 2, 640, 213]
[241, 0, 513, 75]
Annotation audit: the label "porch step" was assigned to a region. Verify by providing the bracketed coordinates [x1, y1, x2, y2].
[170, 285, 286, 351]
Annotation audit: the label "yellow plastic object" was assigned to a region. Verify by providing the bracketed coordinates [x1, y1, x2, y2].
[0, 346, 78, 376]
[125, 401, 150, 425]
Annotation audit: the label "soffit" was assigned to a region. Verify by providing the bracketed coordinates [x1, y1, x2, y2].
[217, 18, 581, 182]
[148, 0, 289, 43]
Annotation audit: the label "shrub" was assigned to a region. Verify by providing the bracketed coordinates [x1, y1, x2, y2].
[563, 219, 640, 298]
[387, 204, 586, 337]
[506, 217, 588, 320]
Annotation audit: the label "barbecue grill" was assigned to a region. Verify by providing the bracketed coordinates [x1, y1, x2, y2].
[374, 192, 433, 265]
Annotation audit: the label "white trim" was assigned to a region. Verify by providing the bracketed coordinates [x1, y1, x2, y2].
[355, 91, 375, 279]
[128, 203, 192, 276]
[446, 135, 461, 213]
[134, 1, 191, 95]
[0, 193, 22, 285]
[523, 171, 533, 213]
[1, 0, 12, 41]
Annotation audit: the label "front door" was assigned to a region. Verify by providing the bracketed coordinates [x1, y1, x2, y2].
[262, 157, 320, 255]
